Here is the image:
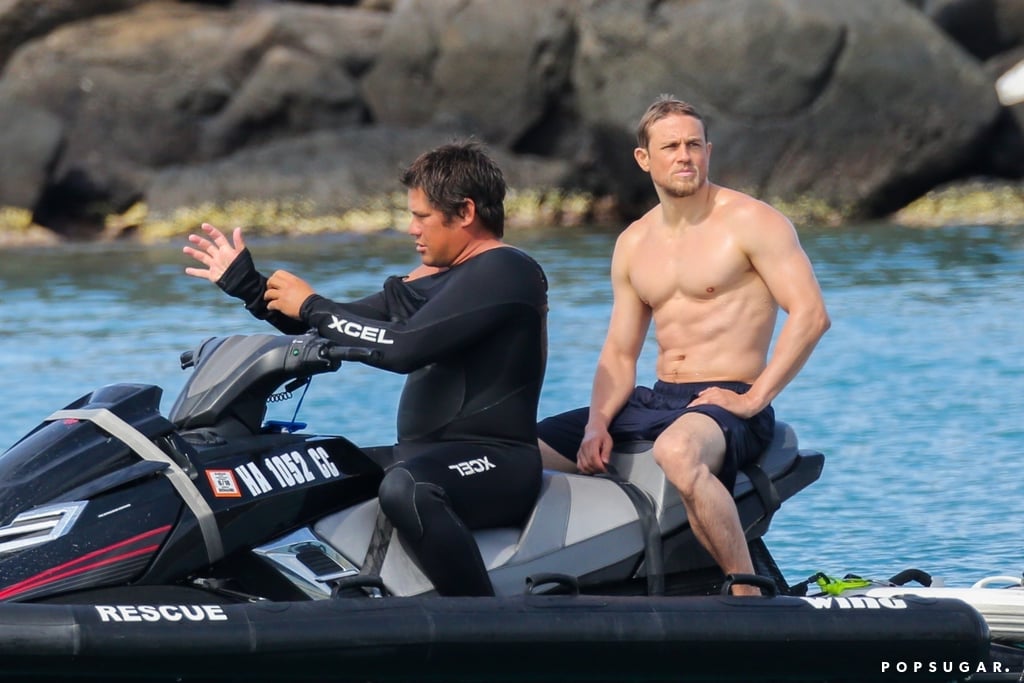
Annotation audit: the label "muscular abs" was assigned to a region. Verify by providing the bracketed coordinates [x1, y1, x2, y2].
[627, 225, 778, 384]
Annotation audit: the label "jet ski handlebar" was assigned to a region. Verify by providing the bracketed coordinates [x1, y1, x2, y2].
[318, 344, 382, 365]
[177, 334, 380, 379]
[168, 334, 385, 431]
[278, 335, 383, 376]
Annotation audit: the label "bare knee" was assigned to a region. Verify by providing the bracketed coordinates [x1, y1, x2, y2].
[652, 433, 708, 497]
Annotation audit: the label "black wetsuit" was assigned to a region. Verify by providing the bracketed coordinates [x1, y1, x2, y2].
[218, 247, 548, 596]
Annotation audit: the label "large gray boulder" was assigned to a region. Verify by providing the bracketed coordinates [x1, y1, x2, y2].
[0, 0, 146, 68]
[0, 0, 388, 232]
[2, 1, 387, 166]
[199, 43, 362, 158]
[145, 125, 576, 228]
[0, 95, 63, 209]
[572, 0, 1004, 219]
[0, 2, 243, 228]
[362, 0, 577, 148]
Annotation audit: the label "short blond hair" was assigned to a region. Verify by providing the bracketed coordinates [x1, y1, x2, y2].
[636, 95, 708, 149]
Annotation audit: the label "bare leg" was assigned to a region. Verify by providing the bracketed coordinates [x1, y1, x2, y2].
[652, 413, 759, 595]
[538, 439, 578, 473]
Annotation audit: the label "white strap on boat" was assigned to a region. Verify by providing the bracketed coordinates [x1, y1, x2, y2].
[48, 408, 224, 563]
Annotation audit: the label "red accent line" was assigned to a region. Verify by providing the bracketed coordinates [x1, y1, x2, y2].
[0, 546, 160, 600]
[0, 525, 172, 601]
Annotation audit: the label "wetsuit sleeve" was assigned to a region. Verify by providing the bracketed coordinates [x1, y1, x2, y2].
[298, 251, 545, 374]
[215, 247, 388, 332]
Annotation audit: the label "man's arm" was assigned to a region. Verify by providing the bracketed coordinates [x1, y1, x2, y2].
[292, 249, 544, 375]
[693, 203, 830, 417]
[578, 229, 652, 474]
[184, 223, 308, 334]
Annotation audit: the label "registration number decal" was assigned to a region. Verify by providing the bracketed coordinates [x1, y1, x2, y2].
[216, 447, 342, 498]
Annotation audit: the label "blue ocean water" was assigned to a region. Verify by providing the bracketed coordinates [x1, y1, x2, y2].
[0, 222, 1021, 588]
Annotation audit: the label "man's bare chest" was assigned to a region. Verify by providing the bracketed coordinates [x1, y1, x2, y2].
[628, 238, 753, 309]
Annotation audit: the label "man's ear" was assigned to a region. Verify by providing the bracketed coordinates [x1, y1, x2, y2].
[457, 197, 477, 228]
[634, 147, 650, 172]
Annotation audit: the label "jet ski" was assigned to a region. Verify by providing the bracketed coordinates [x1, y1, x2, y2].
[0, 333, 998, 681]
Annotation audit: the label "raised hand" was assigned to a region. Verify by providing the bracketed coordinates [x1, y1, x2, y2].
[183, 223, 246, 283]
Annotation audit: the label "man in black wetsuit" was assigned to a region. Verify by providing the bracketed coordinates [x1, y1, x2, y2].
[183, 141, 548, 597]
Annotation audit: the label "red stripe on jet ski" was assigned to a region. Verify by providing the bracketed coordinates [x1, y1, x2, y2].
[0, 525, 172, 600]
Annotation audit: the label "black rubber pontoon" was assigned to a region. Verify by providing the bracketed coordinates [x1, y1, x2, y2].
[0, 590, 993, 682]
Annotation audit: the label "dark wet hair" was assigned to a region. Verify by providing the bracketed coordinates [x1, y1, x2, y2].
[400, 140, 507, 238]
[635, 95, 709, 149]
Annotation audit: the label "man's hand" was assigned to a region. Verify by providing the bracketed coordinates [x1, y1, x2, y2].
[577, 424, 613, 474]
[687, 386, 761, 418]
[265, 270, 315, 319]
[183, 223, 245, 283]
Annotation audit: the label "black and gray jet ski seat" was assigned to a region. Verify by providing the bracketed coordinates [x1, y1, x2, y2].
[313, 421, 803, 597]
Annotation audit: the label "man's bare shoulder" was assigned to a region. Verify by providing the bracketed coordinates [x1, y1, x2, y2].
[713, 185, 784, 219]
[614, 207, 658, 251]
[712, 190, 811, 279]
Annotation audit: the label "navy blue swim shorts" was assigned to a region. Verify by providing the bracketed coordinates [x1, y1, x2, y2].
[537, 381, 775, 492]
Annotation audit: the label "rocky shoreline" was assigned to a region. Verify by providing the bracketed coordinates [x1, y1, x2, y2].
[1, 0, 1023, 246]
[0, 186, 614, 248]
[890, 179, 1024, 228]
[4, 178, 1023, 249]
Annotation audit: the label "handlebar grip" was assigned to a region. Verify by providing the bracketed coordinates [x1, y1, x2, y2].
[321, 346, 383, 364]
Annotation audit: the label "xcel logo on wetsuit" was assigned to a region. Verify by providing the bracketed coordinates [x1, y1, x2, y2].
[327, 315, 395, 344]
[447, 457, 496, 477]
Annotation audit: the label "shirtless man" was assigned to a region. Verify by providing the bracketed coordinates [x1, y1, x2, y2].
[537, 96, 829, 595]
